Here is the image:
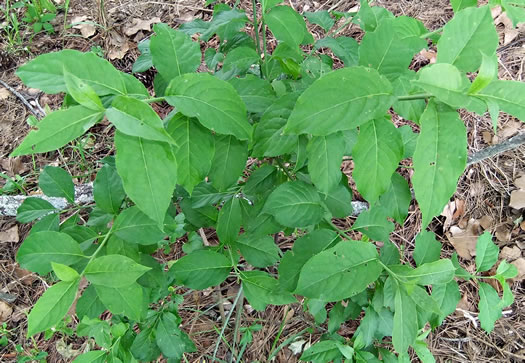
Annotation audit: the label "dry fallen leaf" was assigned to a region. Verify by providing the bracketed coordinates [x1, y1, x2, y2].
[511, 257, 525, 282]
[509, 190, 525, 209]
[495, 12, 522, 45]
[500, 246, 521, 261]
[107, 31, 129, 60]
[479, 215, 494, 230]
[0, 225, 19, 243]
[482, 131, 493, 145]
[0, 88, 9, 100]
[447, 219, 482, 260]
[495, 224, 512, 242]
[419, 49, 437, 64]
[14, 266, 36, 285]
[453, 199, 466, 220]
[441, 200, 456, 231]
[0, 301, 12, 322]
[71, 16, 96, 38]
[123, 17, 161, 36]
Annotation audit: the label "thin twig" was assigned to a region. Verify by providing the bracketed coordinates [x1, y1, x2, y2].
[212, 285, 244, 362]
[0, 79, 44, 119]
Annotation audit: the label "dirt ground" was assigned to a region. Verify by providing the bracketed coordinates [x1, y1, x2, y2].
[1, 0, 525, 362]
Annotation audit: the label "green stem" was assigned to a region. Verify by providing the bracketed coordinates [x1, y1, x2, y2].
[420, 26, 443, 39]
[327, 220, 348, 240]
[377, 260, 411, 284]
[397, 93, 433, 101]
[144, 97, 166, 104]
[276, 159, 294, 180]
[80, 223, 115, 275]
[252, 0, 261, 56]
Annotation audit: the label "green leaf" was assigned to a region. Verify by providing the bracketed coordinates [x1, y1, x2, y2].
[191, 182, 227, 208]
[430, 280, 461, 327]
[166, 114, 214, 194]
[278, 229, 340, 291]
[150, 23, 201, 81]
[353, 118, 404, 203]
[113, 206, 166, 245]
[262, 181, 324, 227]
[295, 240, 382, 301]
[130, 325, 161, 362]
[496, 259, 518, 279]
[170, 250, 231, 290]
[392, 72, 426, 124]
[304, 10, 335, 32]
[241, 270, 296, 311]
[27, 278, 79, 336]
[165, 73, 251, 140]
[355, 0, 394, 32]
[359, 18, 423, 81]
[469, 52, 498, 94]
[106, 96, 175, 144]
[353, 207, 394, 242]
[413, 230, 442, 267]
[114, 132, 177, 226]
[408, 259, 455, 285]
[478, 80, 525, 121]
[16, 49, 141, 96]
[320, 179, 353, 218]
[414, 63, 486, 114]
[262, 0, 283, 13]
[392, 286, 418, 354]
[155, 312, 196, 359]
[72, 350, 106, 363]
[16, 198, 57, 223]
[253, 93, 299, 157]
[478, 282, 502, 333]
[475, 231, 499, 272]
[315, 36, 359, 67]
[265, 6, 312, 47]
[300, 340, 342, 362]
[236, 234, 280, 268]
[51, 262, 79, 282]
[180, 198, 218, 228]
[85, 255, 151, 288]
[412, 101, 467, 228]
[64, 70, 104, 111]
[451, 0, 478, 12]
[95, 283, 145, 321]
[132, 39, 152, 73]
[284, 67, 395, 136]
[93, 164, 125, 214]
[11, 106, 103, 156]
[229, 75, 276, 113]
[30, 213, 60, 234]
[76, 285, 106, 319]
[398, 124, 418, 158]
[408, 285, 442, 315]
[39, 166, 75, 203]
[201, 8, 249, 42]
[413, 340, 435, 363]
[307, 132, 345, 194]
[16, 231, 84, 275]
[379, 173, 411, 224]
[209, 135, 248, 191]
[380, 241, 401, 266]
[436, 5, 498, 72]
[502, 0, 525, 27]
[218, 46, 260, 77]
[216, 197, 242, 244]
[244, 165, 278, 198]
[354, 306, 380, 348]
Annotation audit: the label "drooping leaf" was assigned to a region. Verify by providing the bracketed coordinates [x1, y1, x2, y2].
[132, 39, 152, 73]
[149, 23, 201, 82]
[113, 206, 166, 245]
[93, 164, 125, 214]
[412, 101, 467, 228]
[477, 80, 525, 121]
[398, 124, 418, 158]
[209, 135, 248, 191]
[262, 181, 324, 227]
[38, 166, 75, 203]
[155, 312, 196, 359]
[430, 280, 461, 327]
[295, 240, 382, 301]
[304, 10, 335, 32]
[229, 75, 276, 113]
[392, 286, 417, 354]
[320, 178, 353, 218]
[51, 262, 79, 282]
[241, 270, 296, 311]
[265, 6, 312, 47]
[170, 250, 231, 290]
[413, 230, 442, 267]
[114, 132, 177, 226]
[478, 282, 502, 333]
[11, 106, 103, 156]
[16, 231, 84, 275]
[307, 132, 346, 194]
[353, 118, 404, 203]
[468, 52, 498, 94]
[379, 173, 411, 224]
[354, 0, 394, 32]
[314, 36, 359, 67]
[85, 255, 151, 288]
[278, 229, 340, 291]
[63, 70, 104, 111]
[475, 231, 499, 272]
[285, 67, 395, 136]
[27, 278, 80, 336]
[200, 7, 249, 42]
[436, 5, 498, 72]
[166, 114, 214, 194]
[352, 207, 394, 242]
[218, 46, 260, 78]
[95, 283, 145, 321]
[165, 73, 252, 140]
[253, 93, 299, 157]
[106, 96, 175, 144]
[235, 234, 280, 268]
[216, 197, 242, 244]
[16, 198, 58, 223]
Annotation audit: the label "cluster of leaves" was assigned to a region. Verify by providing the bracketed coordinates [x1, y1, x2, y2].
[10, 0, 57, 34]
[11, 0, 525, 362]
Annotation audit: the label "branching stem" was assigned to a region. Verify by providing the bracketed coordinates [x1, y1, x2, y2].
[397, 93, 433, 101]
